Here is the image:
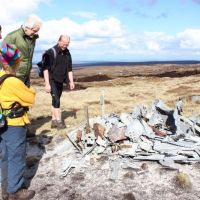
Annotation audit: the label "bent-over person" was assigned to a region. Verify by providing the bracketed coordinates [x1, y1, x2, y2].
[3, 15, 42, 87]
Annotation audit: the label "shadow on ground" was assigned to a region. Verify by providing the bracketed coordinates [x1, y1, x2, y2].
[24, 133, 53, 188]
[28, 116, 52, 137]
[24, 109, 79, 188]
[62, 109, 79, 121]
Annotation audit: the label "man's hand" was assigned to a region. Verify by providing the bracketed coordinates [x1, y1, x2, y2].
[45, 83, 51, 93]
[69, 81, 75, 90]
[68, 71, 75, 90]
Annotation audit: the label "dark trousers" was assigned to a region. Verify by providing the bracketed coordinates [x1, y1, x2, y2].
[50, 80, 63, 108]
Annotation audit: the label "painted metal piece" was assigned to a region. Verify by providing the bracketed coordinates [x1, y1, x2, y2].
[109, 160, 121, 180]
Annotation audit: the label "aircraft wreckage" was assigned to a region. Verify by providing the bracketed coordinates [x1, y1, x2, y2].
[60, 99, 200, 177]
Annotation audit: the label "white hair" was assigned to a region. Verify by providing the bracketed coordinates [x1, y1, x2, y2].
[23, 14, 42, 29]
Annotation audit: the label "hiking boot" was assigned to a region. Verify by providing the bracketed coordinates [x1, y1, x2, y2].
[56, 120, 66, 130]
[8, 189, 35, 200]
[51, 120, 57, 128]
[1, 187, 8, 200]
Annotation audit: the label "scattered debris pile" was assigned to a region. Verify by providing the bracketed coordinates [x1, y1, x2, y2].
[63, 99, 200, 177]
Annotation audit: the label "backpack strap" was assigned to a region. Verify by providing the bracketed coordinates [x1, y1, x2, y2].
[0, 74, 15, 116]
[49, 47, 57, 73]
[0, 74, 15, 85]
[50, 47, 56, 59]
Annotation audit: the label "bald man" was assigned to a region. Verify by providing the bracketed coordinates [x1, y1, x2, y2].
[43, 35, 75, 129]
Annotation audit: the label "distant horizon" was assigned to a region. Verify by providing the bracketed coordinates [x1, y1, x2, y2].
[32, 59, 200, 68]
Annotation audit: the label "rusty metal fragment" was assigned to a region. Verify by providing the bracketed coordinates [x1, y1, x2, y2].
[149, 125, 167, 137]
[93, 123, 105, 139]
[108, 125, 126, 143]
[76, 130, 82, 142]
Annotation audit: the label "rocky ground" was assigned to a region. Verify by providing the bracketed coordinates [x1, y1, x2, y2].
[2, 63, 200, 200]
[26, 133, 200, 200]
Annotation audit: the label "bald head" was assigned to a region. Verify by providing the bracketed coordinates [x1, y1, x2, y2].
[58, 35, 70, 50]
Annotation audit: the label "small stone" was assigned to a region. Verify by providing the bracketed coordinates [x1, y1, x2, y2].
[123, 192, 136, 200]
[141, 162, 148, 170]
[123, 171, 135, 179]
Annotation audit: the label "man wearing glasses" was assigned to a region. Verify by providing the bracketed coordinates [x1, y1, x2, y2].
[3, 15, 42, 87]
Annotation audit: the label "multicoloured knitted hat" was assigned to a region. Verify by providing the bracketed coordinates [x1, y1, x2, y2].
[0, 43, 21, 66]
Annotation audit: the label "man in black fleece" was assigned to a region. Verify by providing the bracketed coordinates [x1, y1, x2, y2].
[43, 35, 75, 129]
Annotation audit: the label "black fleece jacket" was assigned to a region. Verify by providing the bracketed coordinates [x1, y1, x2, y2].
[43, 44, 72, 83]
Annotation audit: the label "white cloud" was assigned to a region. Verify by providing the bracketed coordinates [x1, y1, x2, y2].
[39, 18, 81, 42]
[195, 51, 200, 56]
[143, 32, 175, 51]
[1, 1, 200, 62]
[82, 17, 124, 38]
[3, 14, 199, 61]
[0, 23, 22, 39]
[146, 41, 160, 51]
[177, 29, 200, 49]
[0, 0, 48, 24]
[111, 37, 132, 50]
[37, 17, 125, 51]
